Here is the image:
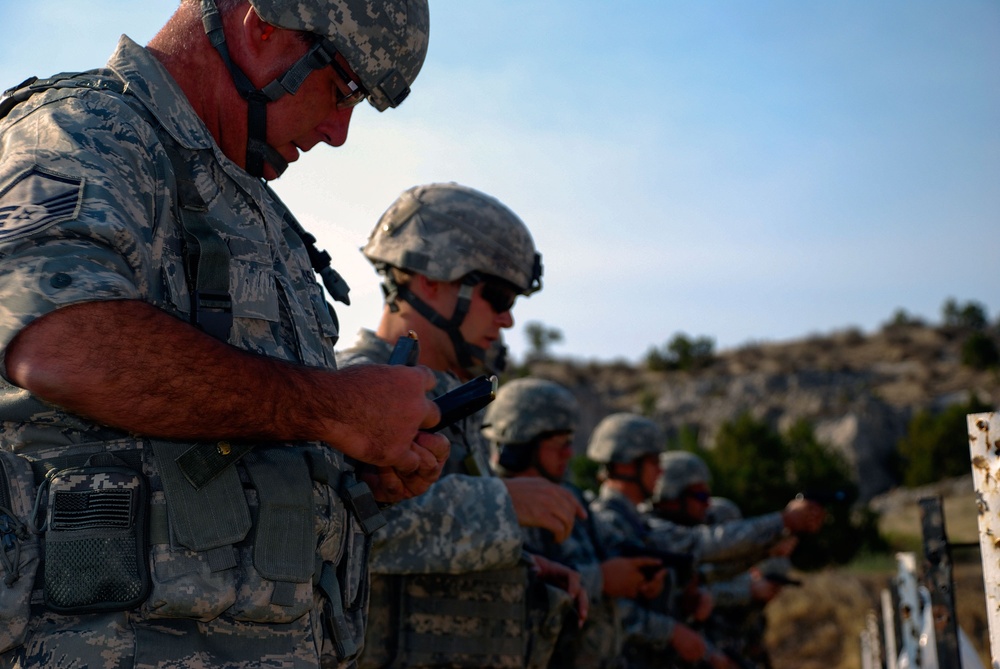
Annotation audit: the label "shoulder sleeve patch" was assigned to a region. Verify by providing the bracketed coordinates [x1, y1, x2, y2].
[0, 166, 84, 242]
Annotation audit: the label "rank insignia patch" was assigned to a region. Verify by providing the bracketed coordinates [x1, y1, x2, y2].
[0, 167, 83, 241]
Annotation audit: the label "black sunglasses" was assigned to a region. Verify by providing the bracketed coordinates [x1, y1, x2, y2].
[684, 490, 712, 503]
[479, 279, 519, 314]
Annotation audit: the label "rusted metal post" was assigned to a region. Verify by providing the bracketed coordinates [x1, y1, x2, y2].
[919, 495, 961, 668]
[968, 411, 1000, 667]
[883, 587, 899, 669]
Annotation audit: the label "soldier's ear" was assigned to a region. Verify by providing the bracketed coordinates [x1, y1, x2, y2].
[239, 7, 294, 68]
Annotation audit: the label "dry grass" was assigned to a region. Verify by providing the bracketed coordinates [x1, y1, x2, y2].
[764, 564, 990, 669]
[764, 487, 992, 668]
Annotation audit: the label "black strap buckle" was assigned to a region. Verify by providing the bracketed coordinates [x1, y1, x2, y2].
[192, 289, 233, 341]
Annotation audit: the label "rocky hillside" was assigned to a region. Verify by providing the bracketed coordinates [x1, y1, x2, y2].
[518, 321, 1000, 501]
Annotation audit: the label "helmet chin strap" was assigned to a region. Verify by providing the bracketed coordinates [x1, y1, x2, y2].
[386, 273, 486, 378]
[608, 463, 655, 500]
[200, 0, 336, 178]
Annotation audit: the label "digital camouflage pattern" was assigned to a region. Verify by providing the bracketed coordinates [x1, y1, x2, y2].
[249, 0, 430, 111]
[706, 496, 743, 524]
[362, 183, 542, 295]
[586, 413, 665, 465]
[0, 450, 38, 654]
[0, 37, 365, 668]
[587, 487, 679, 667]
[342, 330, 522, 575]
[337, 329, 533, 669]
[651, 451, 712, 503]
[482, 378, 579, 446]
[644, 509, 785, 566]
[520, 483, 624, 669]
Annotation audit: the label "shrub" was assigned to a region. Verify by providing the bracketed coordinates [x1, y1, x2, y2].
[961, 332, 1000, 370]
[897, 395, 994, 486]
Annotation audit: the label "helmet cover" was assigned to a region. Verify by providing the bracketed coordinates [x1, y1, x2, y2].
[586, 413, 664, 465]
[482, 378, 579, 445]
[652, 451, 712, 502]
[249, 0, 429, 111]
[363, 183, 542, 294]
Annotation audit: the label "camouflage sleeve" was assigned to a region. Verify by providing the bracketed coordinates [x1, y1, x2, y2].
[369, 473, 523, 574]
[588, 504, 634, 550]
[618, 597, 676, 651]
[707, 572, 753, 609]
[0, 90, 165, 373]
[521, 520, 605, 602]
[646, 512, 785, 564]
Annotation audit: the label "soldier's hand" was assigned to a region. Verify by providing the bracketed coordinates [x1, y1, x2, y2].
[358, 430, 450, 503]
[600, 556, 664, 599]
[769, 534, 799, 558]
[501, 477, 587, 543]
[686, 586, 714, 622]
[531, 554, 589, 626]
[781, 498, 826, 534]
[669, 623, 707, 663]
[330, 364, 449, 502]
[749, 569, 782, 603]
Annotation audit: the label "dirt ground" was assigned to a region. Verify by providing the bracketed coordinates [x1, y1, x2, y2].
[764, 485, 992, 669]
[764, 562, 989, 669]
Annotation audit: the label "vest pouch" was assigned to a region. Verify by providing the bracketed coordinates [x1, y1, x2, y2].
[0, 449, 40, 653]
[389, 566, 529, 669]
[42, 464, 150, 613]
[227, 447, 315, 623]
[143, 440, 248, 621]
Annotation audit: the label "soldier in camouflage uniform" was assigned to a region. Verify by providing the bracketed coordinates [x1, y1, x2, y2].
[586, 414, 736, 669]
[485, 377, 671, 669]
[645, 452, 822, 570]
[337, 183, 588, 669]
[0, 1, 448, 667]
[647, 461, 812, 669]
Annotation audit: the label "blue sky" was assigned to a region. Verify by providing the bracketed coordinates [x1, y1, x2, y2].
[2, 1, 997, 362]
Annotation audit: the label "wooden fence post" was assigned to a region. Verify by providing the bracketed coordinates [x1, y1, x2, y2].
[968, 411, 1000, 666]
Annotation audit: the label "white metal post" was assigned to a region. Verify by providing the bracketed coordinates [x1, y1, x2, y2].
[897, 552, 922, 667]
[968, 411, 1000, 667]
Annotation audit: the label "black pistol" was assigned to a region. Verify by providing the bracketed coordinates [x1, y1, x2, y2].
[429, 375, 498, 433]
[387, 332, 497, 432]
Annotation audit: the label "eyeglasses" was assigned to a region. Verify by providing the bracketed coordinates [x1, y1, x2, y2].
[316, 38, 368, 110]
[684, 490, 712, 503]
[479, 279, 519, 314]
[330, 60, 367, 110]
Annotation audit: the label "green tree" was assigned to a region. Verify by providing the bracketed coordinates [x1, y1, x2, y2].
[645, 333, 715, 371]
[523, 321, 564, 360]
[898, 395, 994, 486]
[568, 454, 600, 494]
[703, 414, 878, 568]
[708, 413, 792, 514]
[942, 298, 988, 330]
[961, 332, 1000, 370]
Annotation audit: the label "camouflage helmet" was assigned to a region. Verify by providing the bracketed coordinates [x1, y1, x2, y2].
[651, 451, 712, 502]
[249, 0, 430, 111]
[586, 413, 664, 465]
[362, 183, 542, 295]
[705, 496, 743, 524]
[482, 378, 579, 445]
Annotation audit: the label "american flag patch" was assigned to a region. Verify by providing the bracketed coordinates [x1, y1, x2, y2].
[0, 167, 83, 241]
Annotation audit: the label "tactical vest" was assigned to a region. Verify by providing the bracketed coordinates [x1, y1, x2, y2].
[352, 367, 574, 669]
[0, 71, 381, 665]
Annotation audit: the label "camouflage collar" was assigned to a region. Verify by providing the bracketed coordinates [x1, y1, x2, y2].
[106, 36, 215, 153]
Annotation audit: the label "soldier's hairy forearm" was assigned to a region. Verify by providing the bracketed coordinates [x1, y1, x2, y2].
[5, 299, 440, 467]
